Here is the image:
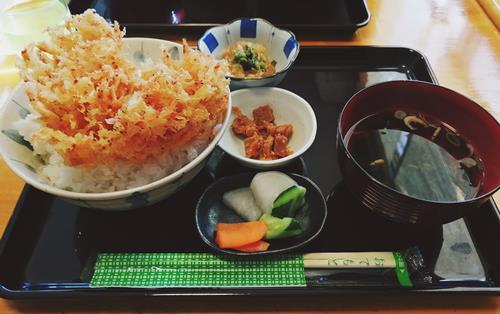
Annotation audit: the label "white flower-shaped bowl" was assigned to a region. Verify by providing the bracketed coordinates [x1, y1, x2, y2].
[198, 18, 300, 90]
[218, 87, 317, 169]
[0, 38, 232, 210]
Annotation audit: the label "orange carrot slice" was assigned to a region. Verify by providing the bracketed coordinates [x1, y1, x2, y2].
[233, 240, 270, 252]
[215, 221, 267, 249]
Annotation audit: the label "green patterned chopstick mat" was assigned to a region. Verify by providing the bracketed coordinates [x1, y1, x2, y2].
[90, 253, 306, 288]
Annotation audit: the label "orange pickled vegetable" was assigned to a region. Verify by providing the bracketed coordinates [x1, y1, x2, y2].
[233, 240, 270, 252]
[215, 221, 267, 249]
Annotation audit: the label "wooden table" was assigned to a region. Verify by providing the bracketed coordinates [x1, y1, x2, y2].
[0, 0, 498, 312]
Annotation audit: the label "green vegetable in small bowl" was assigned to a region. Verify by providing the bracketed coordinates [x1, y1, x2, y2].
[195, 172, 327, 256]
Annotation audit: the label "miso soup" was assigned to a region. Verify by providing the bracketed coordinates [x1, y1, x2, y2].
[345, 110, 484, 202]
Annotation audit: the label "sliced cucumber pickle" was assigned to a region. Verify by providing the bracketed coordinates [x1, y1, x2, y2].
[272, 185, 306, 218]
[260, 213, 302, 240]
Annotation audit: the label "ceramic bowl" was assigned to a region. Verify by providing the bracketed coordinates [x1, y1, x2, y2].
[198, 18, 299, 90]
[0, 38, 232, 210]
[337, 80, 500, 225]
[218, 87, 317, 169]
[195, 172, 327, 256]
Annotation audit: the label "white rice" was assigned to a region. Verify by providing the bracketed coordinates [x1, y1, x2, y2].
[12, 11, 229, 194]
[13, 114, 211, 193]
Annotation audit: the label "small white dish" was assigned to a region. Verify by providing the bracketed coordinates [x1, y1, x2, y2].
[218, 87, 317, 169]
[198, 18, 300, 90]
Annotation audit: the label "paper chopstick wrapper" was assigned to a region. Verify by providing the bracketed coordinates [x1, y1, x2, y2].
[303, 251, 416, 287]
[303, 252, 396, 269]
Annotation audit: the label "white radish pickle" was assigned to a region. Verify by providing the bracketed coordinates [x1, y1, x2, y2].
[222, 187, 262, 221]
[250, 171, 307, 218]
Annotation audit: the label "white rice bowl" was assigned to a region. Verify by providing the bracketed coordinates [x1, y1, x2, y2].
[13, 112, 210, 193]
[0, 26, 231, 209]
[1, 81, 231, 210]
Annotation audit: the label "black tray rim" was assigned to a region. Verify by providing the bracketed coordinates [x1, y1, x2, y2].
[114, 0, 371, 33]
[1, 45, 499, 299]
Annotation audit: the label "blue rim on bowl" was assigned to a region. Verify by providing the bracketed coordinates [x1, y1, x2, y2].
[197, 18, 300, 82]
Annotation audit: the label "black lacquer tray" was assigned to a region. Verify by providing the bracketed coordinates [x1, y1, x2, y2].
[69, 0, 370, 36]
[0, 46, 499, 298]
